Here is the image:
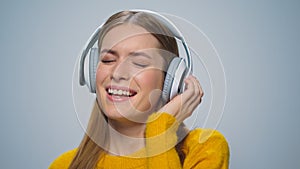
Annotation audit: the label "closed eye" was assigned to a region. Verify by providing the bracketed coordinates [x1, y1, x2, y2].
[101, 60, 115, 63]
[132, 62, 150, 68]
[129, 52, 151, 68]
[100, 49, 117, 64]
[100, 55, 117, 64]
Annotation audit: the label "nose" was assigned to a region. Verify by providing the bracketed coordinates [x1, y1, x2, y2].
[111, 59, 131, 82]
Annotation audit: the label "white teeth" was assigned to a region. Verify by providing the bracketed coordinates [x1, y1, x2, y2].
[107, 88, 133, 96]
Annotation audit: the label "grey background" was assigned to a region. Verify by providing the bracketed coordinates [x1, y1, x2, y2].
[0, 0, 299, 168]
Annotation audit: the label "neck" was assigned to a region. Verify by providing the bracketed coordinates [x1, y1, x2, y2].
[107, 119, 146, 156]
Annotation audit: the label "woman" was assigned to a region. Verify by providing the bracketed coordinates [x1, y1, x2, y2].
[50, 10, 229, 169]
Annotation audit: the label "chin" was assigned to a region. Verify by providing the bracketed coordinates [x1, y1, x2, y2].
[103, 104, 153, 124]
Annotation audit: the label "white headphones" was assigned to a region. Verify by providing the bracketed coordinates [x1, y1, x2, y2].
[79, 9, 192, 102]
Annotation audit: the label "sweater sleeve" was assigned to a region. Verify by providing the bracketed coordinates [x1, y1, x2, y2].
[145, 112, 182, 169]
[182, 129, 230, 169]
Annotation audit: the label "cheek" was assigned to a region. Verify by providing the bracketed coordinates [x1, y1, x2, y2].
[134, 70, 164, 90]
[96, 66, 109, 85]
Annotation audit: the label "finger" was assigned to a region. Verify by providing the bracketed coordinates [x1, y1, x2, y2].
[190, 75, 204, 98]
[180, 77, 199, 115]
[196, 78, 204, 98]
[183, 76, 203, 114]
[185, 76, 200, 101]
[182, 77, 196, 98]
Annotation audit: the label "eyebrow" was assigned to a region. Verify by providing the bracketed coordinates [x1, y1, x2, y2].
[129, 51, 152, 59]
[100, 49, 152, 59]
[100, 49, 117, 56]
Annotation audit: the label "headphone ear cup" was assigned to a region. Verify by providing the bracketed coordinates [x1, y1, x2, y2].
[89, 48, 99, 93]
[162, 57, 187, 102]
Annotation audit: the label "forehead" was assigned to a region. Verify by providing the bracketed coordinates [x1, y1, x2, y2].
[101, 24, 160, 50]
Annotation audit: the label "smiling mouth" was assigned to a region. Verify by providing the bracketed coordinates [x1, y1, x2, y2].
[106, 87, 137, 97]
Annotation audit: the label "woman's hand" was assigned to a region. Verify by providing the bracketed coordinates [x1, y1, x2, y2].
[158, 75, 204, 123]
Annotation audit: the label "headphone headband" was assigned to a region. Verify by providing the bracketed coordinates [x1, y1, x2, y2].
[79, 9, 192, 87]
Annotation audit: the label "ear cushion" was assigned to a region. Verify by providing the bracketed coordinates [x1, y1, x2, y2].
[89, 48, 99, 93]
[162, 57, 187, 102]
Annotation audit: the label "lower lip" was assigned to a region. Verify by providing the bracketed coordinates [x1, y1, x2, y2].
[106, 93, 133, 102]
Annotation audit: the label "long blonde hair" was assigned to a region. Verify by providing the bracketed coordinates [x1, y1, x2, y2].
[69, 10, 188, 169]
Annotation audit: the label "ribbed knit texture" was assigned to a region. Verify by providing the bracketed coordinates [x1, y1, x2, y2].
[49, 113, 229, 169]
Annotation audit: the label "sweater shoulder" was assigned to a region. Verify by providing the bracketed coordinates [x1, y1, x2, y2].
[48, 149, 77, 169]
[182, 129, 230, 169]
[184, 128, 228, 145]
[182, 128, 229, 158]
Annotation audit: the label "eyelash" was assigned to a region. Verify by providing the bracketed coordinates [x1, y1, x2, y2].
[100, 54, 116, 64]
[133, 62, 149, 68]
[101, 60, 115, 63]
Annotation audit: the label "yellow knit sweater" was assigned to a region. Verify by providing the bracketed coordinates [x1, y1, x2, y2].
[49, 113, 229, 169]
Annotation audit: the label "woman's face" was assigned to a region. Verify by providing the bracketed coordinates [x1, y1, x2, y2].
[96, 24, 166, 123]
